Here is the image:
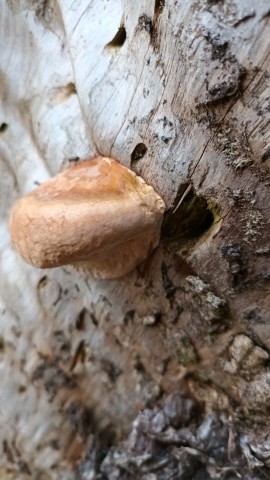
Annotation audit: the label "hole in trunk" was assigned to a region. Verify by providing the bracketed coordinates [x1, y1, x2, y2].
[106, 25, 126, 48]
[162, 184, 215, 241]
[0, 123, 8, 133]
[154, 0, 165, 17]
[130, 143, 148, 166]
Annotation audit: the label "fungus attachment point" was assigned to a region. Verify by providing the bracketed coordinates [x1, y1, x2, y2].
[9, 157, 165, 279]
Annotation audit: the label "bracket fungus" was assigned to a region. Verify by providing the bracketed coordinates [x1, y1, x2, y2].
[9, 157, 165, 279]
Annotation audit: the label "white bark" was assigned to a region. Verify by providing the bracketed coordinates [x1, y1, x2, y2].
[0, 0, 270, 477]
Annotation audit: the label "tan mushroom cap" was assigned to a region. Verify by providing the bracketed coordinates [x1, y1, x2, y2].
[9, 157, 165, 278]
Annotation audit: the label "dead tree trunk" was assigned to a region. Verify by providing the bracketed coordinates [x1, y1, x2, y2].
[0, 0, 270, 478]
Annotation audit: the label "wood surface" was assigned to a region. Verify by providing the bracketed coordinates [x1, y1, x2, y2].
[0, 0, 270, 477]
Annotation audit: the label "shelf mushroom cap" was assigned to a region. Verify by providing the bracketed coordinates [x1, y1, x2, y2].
[9, 157, 165, 278]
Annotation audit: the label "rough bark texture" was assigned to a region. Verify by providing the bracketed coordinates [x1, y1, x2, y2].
[0, 0, 270, 478]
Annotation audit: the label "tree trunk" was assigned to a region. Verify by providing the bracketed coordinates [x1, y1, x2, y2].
[1, 0, 270, 478]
